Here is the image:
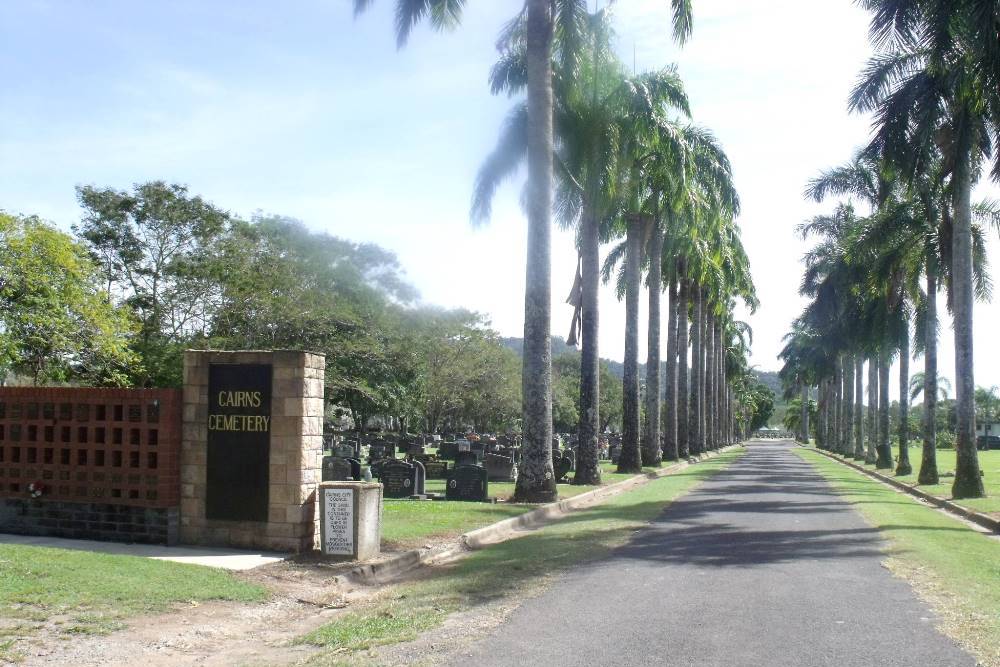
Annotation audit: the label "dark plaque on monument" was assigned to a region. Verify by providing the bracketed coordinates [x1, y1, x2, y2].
[445, 465, 489, 502]
[206, 363, 272, 521]
[437, 441, 458, 461]
[455, 450, 479, 467]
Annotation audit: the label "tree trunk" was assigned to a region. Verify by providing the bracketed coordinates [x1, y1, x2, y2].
[715, 319, 723, 448]
[689, 286, 703, 456]
[843, 354, 854, 457]
[854, 356, 865, 460]
[513, 0, 557, 502]
[677, 275, 690, 458]
[951, 152, 984, 497]
[918, 258, 939, 484]
[800, 382, 809, 444]
[817, 380, 826, 449]
[663, 274, 679, 460]
[896, 322, 912, 475]
[866, 355, 878, 464]
[573, 199, 601, 485]
[642, 220, 663, 466]
[618, 218, 642, 473]
[833, 356, 843, 455]
[704, 309, 715, 451]
[876, 349, 893, 469]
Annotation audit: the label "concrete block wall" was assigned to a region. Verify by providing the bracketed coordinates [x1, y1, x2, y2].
[180, 350, 325, 552]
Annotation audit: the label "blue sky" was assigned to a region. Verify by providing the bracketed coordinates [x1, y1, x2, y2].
[2, 0, 998, 395]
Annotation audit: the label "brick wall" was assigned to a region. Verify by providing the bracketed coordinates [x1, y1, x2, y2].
[0, 386, 182, 544]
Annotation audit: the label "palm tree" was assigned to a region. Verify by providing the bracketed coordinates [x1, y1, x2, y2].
[851, 0, 1000, 497]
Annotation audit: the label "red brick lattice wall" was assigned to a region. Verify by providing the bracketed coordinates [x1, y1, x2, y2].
[0, 387, 181, 508]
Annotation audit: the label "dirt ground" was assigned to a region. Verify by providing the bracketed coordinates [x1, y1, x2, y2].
[8, 542, 471, 667]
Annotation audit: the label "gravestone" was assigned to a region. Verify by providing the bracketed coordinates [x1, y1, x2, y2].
[563, 448, 576, 471]
[333, 442, 356, 459]
[381, 460, 426, 498]
[438, 441, 458, 461]
[484, 453, 516, 482]
[445, 465, 489, 502]
[345, 457, 362, 481]
[424, 460, 449, 479]
[609, 444, 621, 464]
[553, 455, 573, 482]
[455, 451, 479, 467]
[322, 456, 354, 482]
[368, 442, 395, 460]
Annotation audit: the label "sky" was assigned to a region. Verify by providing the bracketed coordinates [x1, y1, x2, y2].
[1, 0, 998, 399]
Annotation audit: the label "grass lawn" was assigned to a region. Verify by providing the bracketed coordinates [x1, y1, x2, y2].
[797, 448, 1000, 667]
[822, 447, 1000, 516]
[299, 449, 744, 665]
[0, 543, 266, 661]
[381, 462, 676, 549]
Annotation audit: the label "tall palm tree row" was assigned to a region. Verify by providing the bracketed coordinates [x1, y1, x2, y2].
[358, 0, 697, 502]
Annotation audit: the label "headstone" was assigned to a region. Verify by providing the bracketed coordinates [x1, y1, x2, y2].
[319, 482, 381, 561]
[455, 450, 479, 467]
[333, 442, 356, 459]
[484, 453, 517, 482]
[563, 449, 576, 472]
[609, 444, 621, 464]
[322, 456, 354, 482]
[553, 455, 572, 482]
[346, 457, 362, 481]
[438, 441, 459, 461]
[424, 460, 449, 479]
[380, 460, 426, 498]
[368, 442, 395, 460]
[445, 465, 489, 502]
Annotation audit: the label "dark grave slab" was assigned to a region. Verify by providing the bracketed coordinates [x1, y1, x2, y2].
[346, 457, 362, 481]
[553, 455, 573, 482]
[424, 460, 449, 479]
[438, 441, 459, 461]
[484, 453, 517, 482]
[368, 442, 396, 460]
[332, 442, 357, 459]
[406, 442, 426, 457]
[455, 451, 479, 467]
[381, 460, 424, 498]
[563, 449, 576, 471]
[369, 458, 392, 480]
[445, 464, 489, 502]
[322, 456, 354, 482]
[609, 445, 621, 464]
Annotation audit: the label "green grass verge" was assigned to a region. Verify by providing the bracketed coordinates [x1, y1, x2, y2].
[0, 544, 267, 649]
[819, 447, 1000, 515]
[299, 449, 743, 664]
[797, 448, 1000, 667]
[382, 463, 671, 549]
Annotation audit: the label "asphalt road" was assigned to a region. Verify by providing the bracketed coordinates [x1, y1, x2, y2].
[447, 440, 976, 667]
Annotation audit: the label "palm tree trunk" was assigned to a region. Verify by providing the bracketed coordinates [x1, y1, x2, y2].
[714, 319, 723, 448]
[896, 323, 912, 475]
[817, 380, 826, 449]
[618, 218, 642, 473]
[843, 354, 854, 457]
[854, 356, 865, 460]
[866, 355, 878, 464]
[876, 349, 892, 469]
[689, 286, 703, 456]
[573, 200, 601, 485]
[514, 0, 557, 502]
[677, 275, 690, 458]
[833, 356, 843, 455]
[704, 310, 716, 451]
[642, 221, 663, 466]
[918, 259, 939, 485]
[951, 152, 984, 497]
[663, 274, 679, 460]
[800, 383, 809, 444]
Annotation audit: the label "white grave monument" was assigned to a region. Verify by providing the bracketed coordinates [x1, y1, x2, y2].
[318, 481, 382, 560]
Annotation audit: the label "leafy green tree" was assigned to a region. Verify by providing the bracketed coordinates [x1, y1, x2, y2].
[0, 212, 137, 386]
[75, 181, 232, 387]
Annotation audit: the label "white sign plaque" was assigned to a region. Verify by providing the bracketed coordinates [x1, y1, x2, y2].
[322, 488, 354, 555]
